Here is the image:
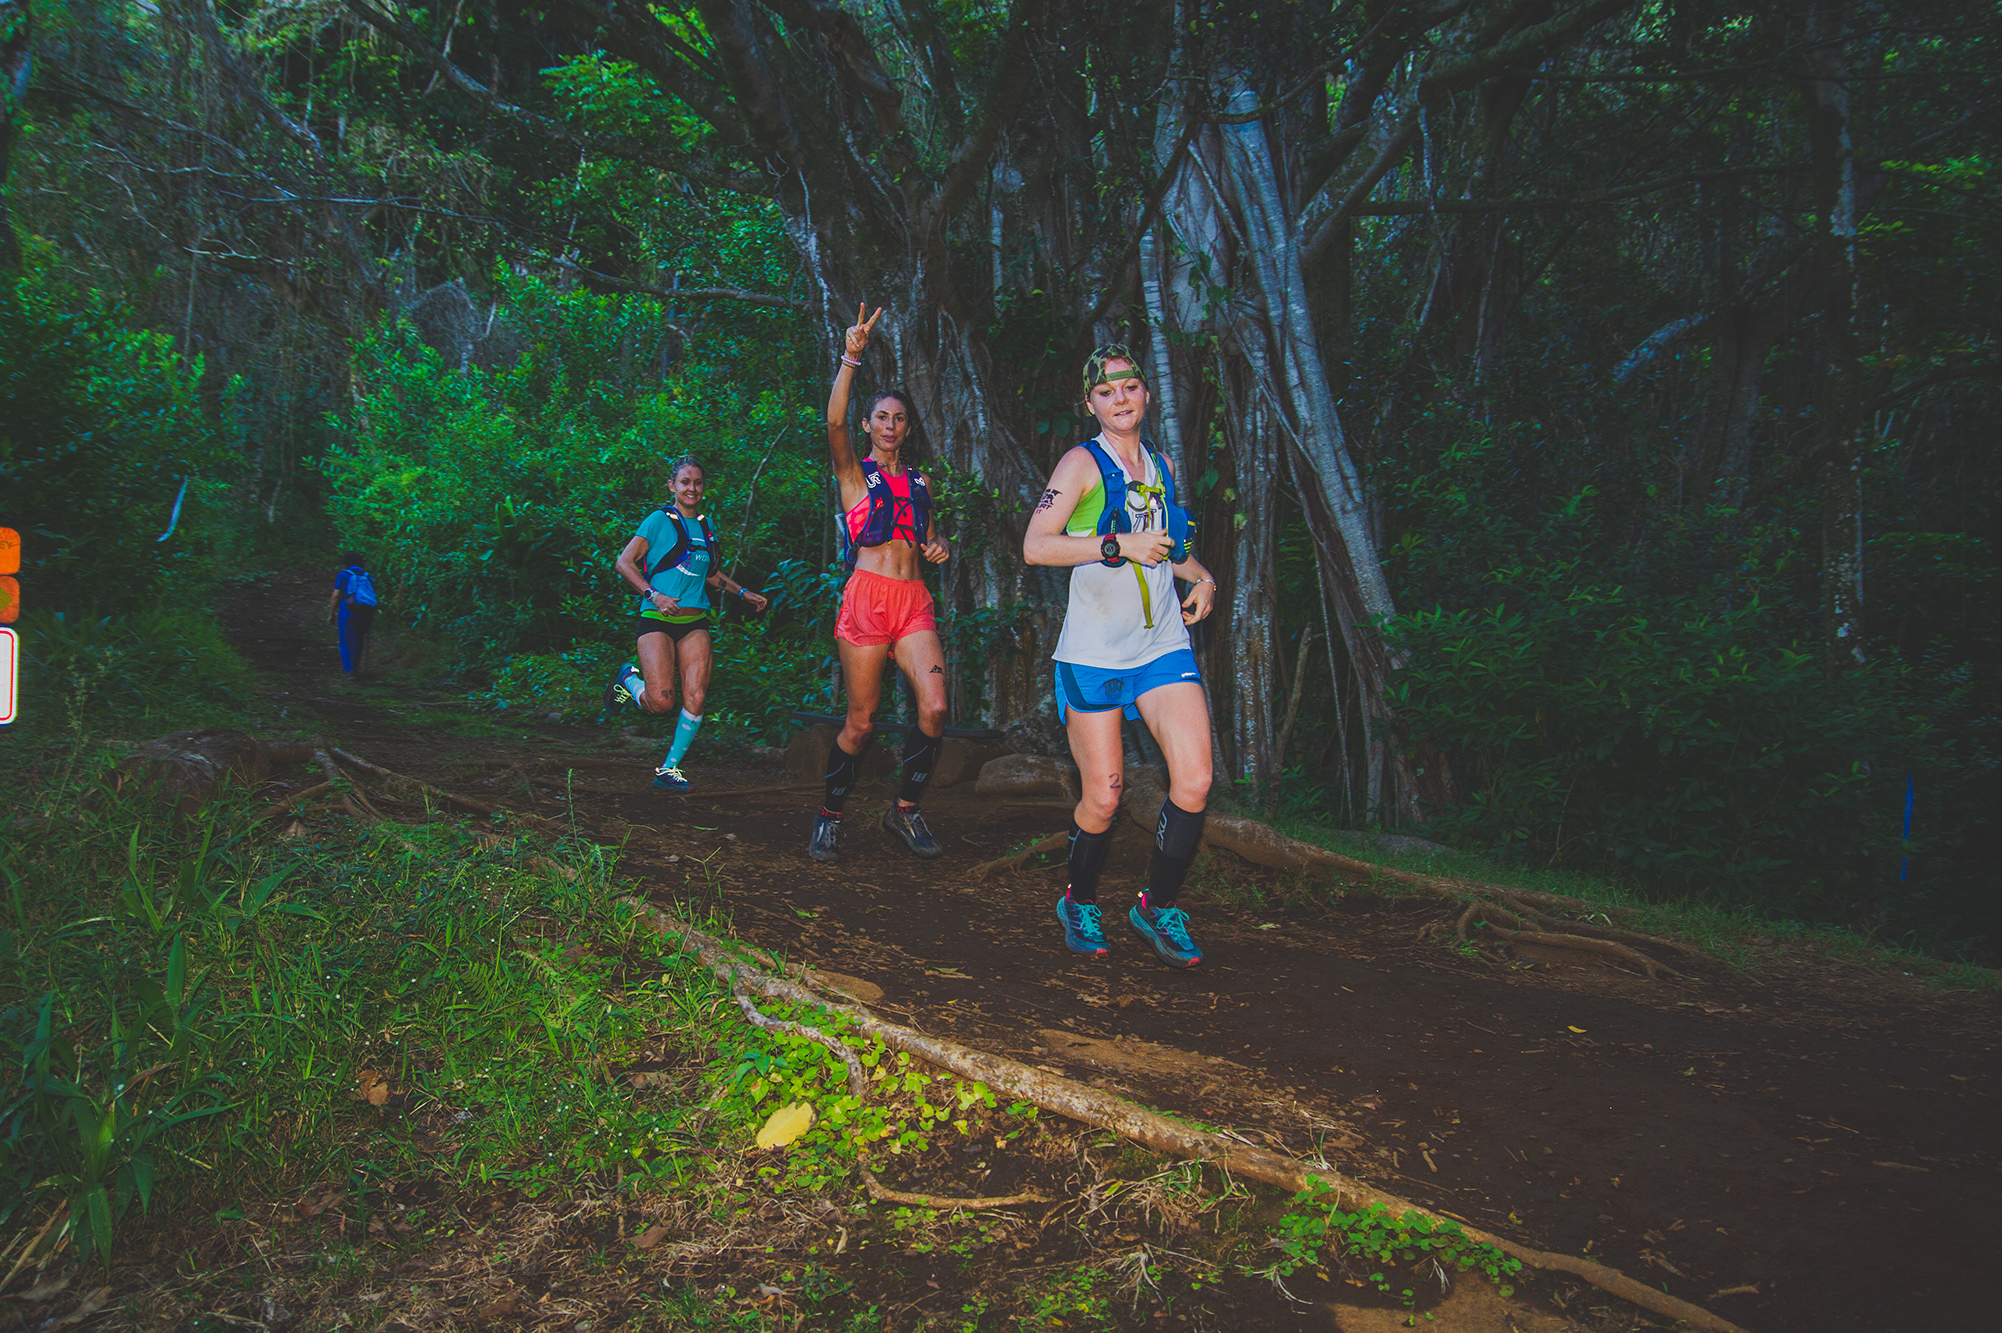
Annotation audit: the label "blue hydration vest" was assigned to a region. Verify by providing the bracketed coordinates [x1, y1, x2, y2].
[846, 459, 932, 570]
[1081, 438, 1191, 566]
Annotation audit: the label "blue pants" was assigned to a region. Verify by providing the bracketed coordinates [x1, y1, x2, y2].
[337, 604, 375, 673]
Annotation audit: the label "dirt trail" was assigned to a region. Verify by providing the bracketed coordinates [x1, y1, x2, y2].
[232, 571, 2002, 1333]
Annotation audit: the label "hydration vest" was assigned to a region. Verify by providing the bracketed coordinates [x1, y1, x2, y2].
[645, 509, 718, 581]
[845, 459, 932, 570]
[1082, 438, 1191, 566]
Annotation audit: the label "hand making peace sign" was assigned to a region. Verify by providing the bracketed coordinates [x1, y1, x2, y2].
[845, 302, 884, 359]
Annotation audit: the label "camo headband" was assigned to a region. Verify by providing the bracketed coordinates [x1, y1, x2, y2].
[1082, 344, 1147, 398]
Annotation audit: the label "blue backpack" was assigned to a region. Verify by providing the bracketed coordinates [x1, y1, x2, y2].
[345, 566, 379, 608]
[1081, 438, 1191, 566]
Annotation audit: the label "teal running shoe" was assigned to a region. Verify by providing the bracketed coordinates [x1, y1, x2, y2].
[605, 663, 644, 711]
[1129, 900, 1203, 968]
[1056, 894, 1108, 956]
[652, 764, 690, 792]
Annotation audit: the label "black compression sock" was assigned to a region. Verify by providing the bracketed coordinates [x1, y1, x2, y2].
[822, 736, 873, 813]
[1065, 821, 1113, 905]
[897, 729, 943, 806]
[1145, 798, 1208, 908]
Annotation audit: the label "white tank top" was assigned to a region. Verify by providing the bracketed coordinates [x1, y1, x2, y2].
[1052, 439, 1192, 670]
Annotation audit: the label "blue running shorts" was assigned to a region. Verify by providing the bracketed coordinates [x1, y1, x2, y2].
[1054, 648, 1203, 723]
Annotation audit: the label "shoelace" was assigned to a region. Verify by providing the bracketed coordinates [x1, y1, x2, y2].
[1153, 906, 1196, 951]
[655, 765, 685, 781]
[1072, 902, 1105, 942]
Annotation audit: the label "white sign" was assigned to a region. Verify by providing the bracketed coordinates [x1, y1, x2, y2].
[0, 627, 14, 725]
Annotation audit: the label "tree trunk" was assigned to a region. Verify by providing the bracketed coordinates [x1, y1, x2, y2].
[1805, 5, 1868, 674]
[1216, 95, 1451, 824]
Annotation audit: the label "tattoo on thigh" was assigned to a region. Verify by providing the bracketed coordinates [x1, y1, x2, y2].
[1035, 488, 1061, 513]
[929, 664, 944, 674]
[1108, 774, 1123, 790]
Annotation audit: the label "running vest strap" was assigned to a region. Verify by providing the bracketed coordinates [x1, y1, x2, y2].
[846, 460, 932, 570]
[646, 509, 719, 581]
[1082, 439, 1191, 566]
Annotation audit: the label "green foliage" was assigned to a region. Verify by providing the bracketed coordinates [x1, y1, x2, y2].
[16, 607, 255, 730]
[1264, 1184, 1520, 1306]
[0, 769, 686, 1263]
[1379, 427, 1994, 932]
[0, 249, 230, 615]
[1387, 576, 1937, 902]
[328, 275, 829, 736]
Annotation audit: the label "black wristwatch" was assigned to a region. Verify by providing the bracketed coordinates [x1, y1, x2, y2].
[1100, 534, 1122, 565]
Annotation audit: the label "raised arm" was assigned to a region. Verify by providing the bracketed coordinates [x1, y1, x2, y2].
[1023, 447, 1175, 568]
[827, 302, 882, 505]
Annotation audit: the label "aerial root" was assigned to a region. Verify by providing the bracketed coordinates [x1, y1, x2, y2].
[627, 899, 1750, 1333]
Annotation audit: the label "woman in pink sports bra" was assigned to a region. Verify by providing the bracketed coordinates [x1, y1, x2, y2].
[809, 303, 953, 864]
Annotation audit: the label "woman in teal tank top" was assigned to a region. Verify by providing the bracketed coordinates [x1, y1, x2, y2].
[605, 458, 769, 791]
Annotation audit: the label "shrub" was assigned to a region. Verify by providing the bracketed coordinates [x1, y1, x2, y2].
[0, 249, 229, 616]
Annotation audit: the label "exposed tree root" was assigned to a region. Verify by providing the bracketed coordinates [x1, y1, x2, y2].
[1450, 898, 1686, 980]
[968, 829, 1070, 882]
[313, 748, 373, 822]
[630, 900, 1748, 1333]
[256, 781, 332, 821]
[856, 1164, 1051, 1211]
[333, 747, 570, 836]
[729, 983, 869, 1099]
[1112, 769, 1695, 974]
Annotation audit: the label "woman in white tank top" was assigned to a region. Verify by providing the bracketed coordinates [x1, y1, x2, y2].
[1022, 346, 1219, 969]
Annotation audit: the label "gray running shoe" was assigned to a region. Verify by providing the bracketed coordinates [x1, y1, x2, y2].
[808, 811, 843, 862]
[882, 804, 942, 859]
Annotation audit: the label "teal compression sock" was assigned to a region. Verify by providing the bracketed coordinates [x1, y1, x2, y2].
[664, 710, 703, 767]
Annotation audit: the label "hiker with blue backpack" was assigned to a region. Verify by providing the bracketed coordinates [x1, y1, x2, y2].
[807, 303, 953, 864]
[606, 457, 769, 791]
[1022, 346, 1218, 969]
[326, 553, 380, 676]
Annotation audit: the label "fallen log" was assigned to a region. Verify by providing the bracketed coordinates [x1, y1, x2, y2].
[629, 900, 1748, 1333]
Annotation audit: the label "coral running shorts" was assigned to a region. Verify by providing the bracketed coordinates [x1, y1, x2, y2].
[835, 567, 937, 646]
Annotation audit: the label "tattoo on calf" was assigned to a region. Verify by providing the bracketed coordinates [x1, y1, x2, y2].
[929, 665, 944, 674]
[1035, 488, 1061, 513]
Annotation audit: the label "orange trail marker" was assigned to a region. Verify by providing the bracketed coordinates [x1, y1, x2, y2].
[0, 576, 16, 625]
[0, 527, 18, 574]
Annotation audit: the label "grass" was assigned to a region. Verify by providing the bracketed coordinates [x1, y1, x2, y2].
[1, 735, 1430, 1329]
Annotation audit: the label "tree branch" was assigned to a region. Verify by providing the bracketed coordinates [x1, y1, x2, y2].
[1075, 117, 1201, 340]
[1418, 0, 1640, 106]
[551, 257, 811, 310]
[931, 0, 1046, 223]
